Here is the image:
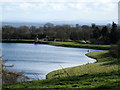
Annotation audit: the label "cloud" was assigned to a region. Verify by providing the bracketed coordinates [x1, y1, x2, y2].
[19, 3, 33, 9]
[49, 4, 66, 11]
[1, 0, 119, 3]
[68, 3, 86, 10]
[2, 0, 118, 22]
[2, 1, 118, 12]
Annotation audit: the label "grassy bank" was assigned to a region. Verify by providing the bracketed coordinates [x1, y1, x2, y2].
[46, 51, 119, 79]
[45, 41, 110, 50]
[3, 51, 120, 89]
[2, 39, 110, 50]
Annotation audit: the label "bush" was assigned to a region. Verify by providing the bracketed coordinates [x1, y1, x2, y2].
[2, 70, 29, 83]
[110, 41, 120, 58]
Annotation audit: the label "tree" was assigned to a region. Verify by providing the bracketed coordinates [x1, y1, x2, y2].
[70, 31, 79, 40]
[2, 26, 16, 39]
[100, 26, 110, 44]
[92, 27, 101, 39]
[44, 23, 54, 29]
[75, 24, 80, 29]
[92, 23, 96, 29]
[81, 25, 91, 41]
[101, 26, 109, 37]
[17, 26, 31, 39]
[110, 22, 117, 44]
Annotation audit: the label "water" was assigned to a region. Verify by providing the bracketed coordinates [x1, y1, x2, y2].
[2, 43, 100, 80]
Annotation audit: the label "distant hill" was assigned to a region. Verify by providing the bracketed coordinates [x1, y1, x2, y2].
[2, 20, 114, 27]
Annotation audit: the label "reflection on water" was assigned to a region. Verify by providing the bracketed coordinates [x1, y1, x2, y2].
[2, 43, 100, 80]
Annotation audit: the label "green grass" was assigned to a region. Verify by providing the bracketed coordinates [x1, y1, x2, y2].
[2, 39, 110, 50]
[2, 51, 120, 89]
[45, 41, 110, 50]
[46, 51, 119, 79]
[2, 71, 120, 89]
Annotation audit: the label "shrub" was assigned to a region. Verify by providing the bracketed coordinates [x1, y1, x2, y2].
[110, 41, 120, 58]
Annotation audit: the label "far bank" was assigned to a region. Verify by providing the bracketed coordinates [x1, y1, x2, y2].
[2, 39, 110, 50]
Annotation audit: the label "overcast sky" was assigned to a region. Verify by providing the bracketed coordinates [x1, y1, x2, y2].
[1, 0, 119, 24]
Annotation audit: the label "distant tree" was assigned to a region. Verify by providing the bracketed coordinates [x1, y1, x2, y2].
[110, 22, 118, 44]
[70, 31, 79, 40]
[81, 25, 91, 41]
[17, 26, 31, 39]
[92, 27, 101, 39]
[100, 26, 110, 44]
[34, 27, 46, 39]
[46, 29, 56, 41]
[30, 26, 36, 33]
[62, 24, 71, 39]
[101, 26, 109, 37]
[75, 24, 80, 29]
[3, 22, 118, 43]
[44, 23, 54, 29]
[56, 30, 67, 41]
[92, 23, 96, 29]
[2, 26, 16, 39]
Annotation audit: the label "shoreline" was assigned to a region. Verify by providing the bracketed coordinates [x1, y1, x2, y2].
[46, 50, 119, 79]
[2, 40, 108, 80]
[46, 51, 98, 79]
[3, 47, 120, 89]
[3, 41, 100, 81]
[46, 51, 100, 79]
[2, 40, 110, 50]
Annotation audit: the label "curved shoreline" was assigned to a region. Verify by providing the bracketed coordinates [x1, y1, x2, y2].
[2, 40, 110, 50]
[46, 50, 118, 79]
[46, 51, 99, 79]
[3, 48, 120, 89]
[2, 40, 109, 80]
[3, 42, 99, 80]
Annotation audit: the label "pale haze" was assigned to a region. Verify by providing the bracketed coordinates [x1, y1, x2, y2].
[1, 0, 119, 24]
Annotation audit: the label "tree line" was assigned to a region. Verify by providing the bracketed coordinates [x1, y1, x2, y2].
[2, 22, 120, 45]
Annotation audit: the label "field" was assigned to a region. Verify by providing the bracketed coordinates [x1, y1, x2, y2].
[2, 51, 120, 89]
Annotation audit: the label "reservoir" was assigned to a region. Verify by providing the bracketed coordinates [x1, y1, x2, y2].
[2, 43, 100, 80]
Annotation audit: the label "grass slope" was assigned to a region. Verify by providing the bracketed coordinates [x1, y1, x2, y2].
[2, 39, 110, 50]
[2, 71, 120, 89]
[46, 51, 119, 78]
[46, 41, 110, 50]
[3, 51, 120, 89]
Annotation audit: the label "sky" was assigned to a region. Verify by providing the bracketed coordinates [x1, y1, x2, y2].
[1, 0, 119, 24]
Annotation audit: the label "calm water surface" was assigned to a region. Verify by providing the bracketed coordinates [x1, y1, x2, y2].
[2, 43, 100, 80]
